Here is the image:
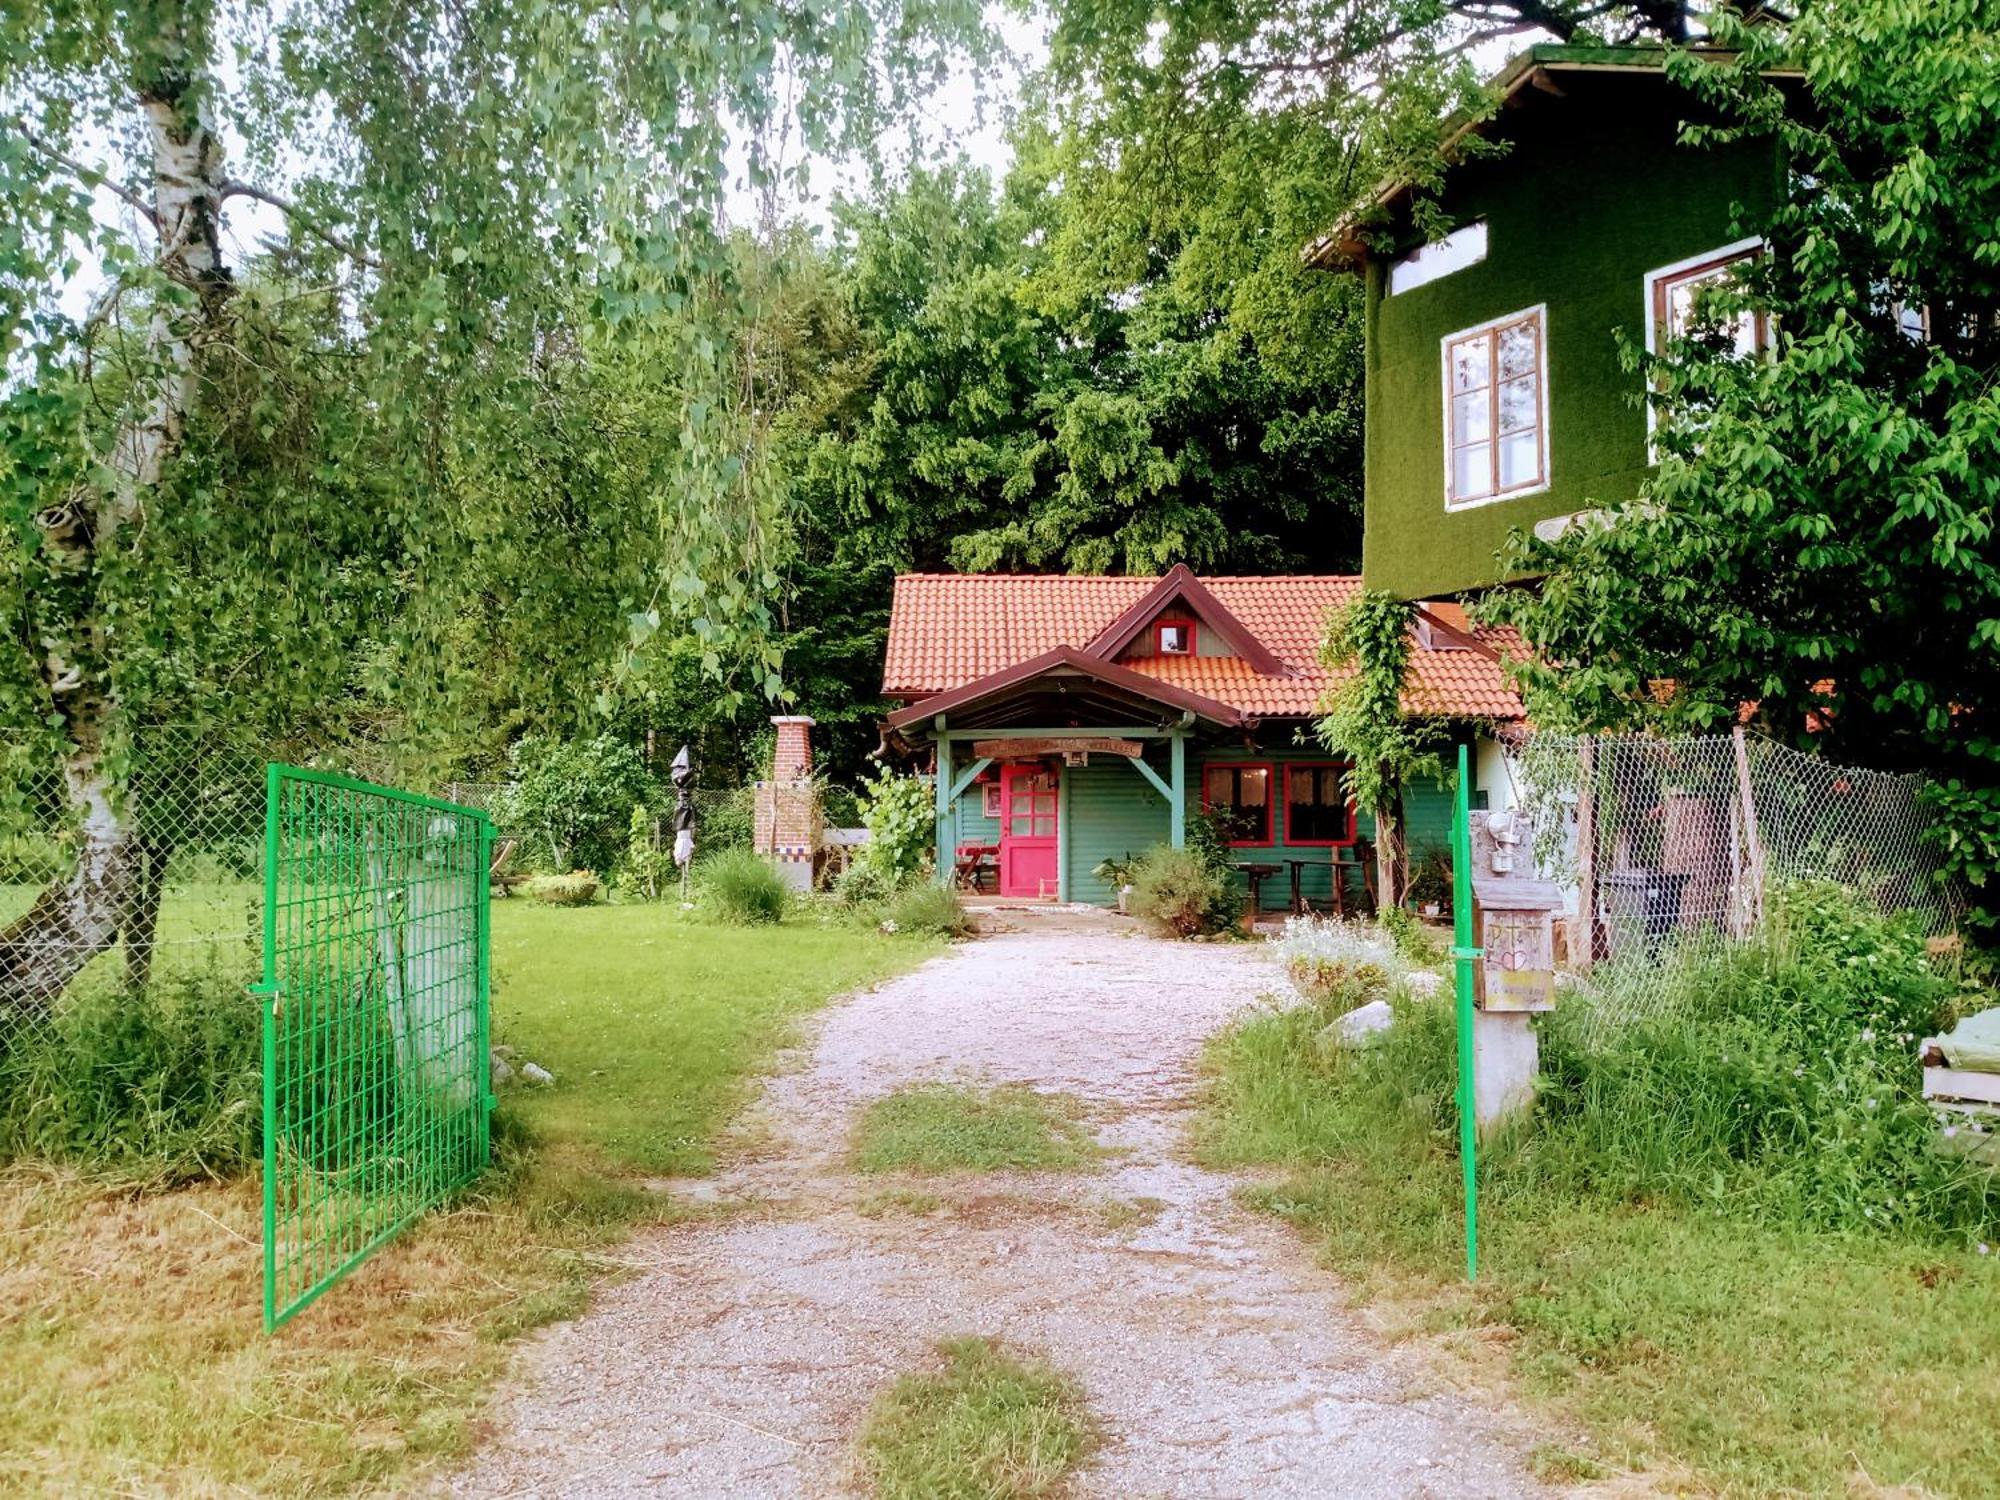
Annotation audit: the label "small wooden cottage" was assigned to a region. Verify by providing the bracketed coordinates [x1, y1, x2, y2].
[880, 566, 1525, 909]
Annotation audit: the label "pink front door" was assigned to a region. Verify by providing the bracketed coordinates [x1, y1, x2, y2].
[1000, 763, 1060, 898]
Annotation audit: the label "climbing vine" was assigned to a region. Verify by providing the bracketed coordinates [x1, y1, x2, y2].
[1315, 592, 1449, 908]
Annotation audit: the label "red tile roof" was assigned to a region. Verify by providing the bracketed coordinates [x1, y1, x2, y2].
[883, 572, 1525, 721]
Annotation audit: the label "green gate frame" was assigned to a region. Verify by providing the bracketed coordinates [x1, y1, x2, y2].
[257, 764, 495, 1331]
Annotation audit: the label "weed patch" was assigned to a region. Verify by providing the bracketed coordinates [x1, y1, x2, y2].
[856, 1336, 1095, 1500]
[853, 1084, 1099, 1175]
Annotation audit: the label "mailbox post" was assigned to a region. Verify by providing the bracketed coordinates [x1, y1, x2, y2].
[1467, 810, 1557, 1134]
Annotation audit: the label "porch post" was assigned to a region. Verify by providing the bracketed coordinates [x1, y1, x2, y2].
[1169, 731, 1186, 848]
[1056, 768, 1071, 902]
[934, 724, 954, 888]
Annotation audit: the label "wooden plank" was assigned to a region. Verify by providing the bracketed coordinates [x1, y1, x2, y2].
[1924, 1065, 2000, 1106]
[970, 737, 1143, 760]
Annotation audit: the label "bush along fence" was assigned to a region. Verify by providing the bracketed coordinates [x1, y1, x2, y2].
[1496, 729, 1965, 1040]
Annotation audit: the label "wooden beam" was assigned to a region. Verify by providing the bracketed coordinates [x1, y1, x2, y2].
[1170, 732, 1187, 847]
[948, 756, 993, 802]
[941, 726, 1169, 742]
[934, 735, 954, 888]
[971, 737, 1142, 761]
[1130, 755, 1173, 803]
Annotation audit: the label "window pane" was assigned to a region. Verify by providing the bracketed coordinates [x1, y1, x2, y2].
[1452, 390, 1490, 444]
[1205, 767, 1231, 804]
[1497, 376, 1537, 435]
[1499, 431, 1539, 488]
[1450, 337, 1489, 393]
[1241, 768, 1268, 807]
[1452, 443, 1491, 501]
[1498, 319, 1537, 377]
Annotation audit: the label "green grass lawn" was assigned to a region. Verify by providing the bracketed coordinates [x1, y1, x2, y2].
[0, 902, 941, 1496]
[492, 901, 939, 1175]
[1202, 1003, 2000, 1498]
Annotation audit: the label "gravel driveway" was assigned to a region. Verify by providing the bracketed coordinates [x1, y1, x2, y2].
[446, 920, 1557, 1499]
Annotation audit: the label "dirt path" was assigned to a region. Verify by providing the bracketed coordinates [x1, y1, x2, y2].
[448, 923, 1557, 1499]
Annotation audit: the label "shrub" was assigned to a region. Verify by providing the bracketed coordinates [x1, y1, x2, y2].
[495, 733, 653, 873]
[848, 769, 935, 890]
[696, 784, 756, 852]
[0, 959, 262, 1183]
[1129, 844, 1236, 938]
[1275, 917, 1400, 1007]
[698, 847, 787, 925]
[883, 882, 978, 940]
[617, 806, 675, 901]
[526, 871, 601, 906]
[835, 858, 903, 908]
[1380, 904, 1446, 966]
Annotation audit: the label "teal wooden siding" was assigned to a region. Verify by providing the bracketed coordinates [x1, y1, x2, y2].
[955, 779, 1000, 845]
[1063, 757, 1171, 905]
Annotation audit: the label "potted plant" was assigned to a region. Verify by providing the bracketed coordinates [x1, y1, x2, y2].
[1094, 853, 1139, 914]
[1404, 852, 1451, 919]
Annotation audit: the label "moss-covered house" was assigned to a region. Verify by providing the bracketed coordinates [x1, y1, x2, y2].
[880, 568, 1523, 909]
[1306, 44, 1787, 602]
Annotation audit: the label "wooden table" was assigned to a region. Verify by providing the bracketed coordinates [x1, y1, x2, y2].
[954, 842, 998, 893]
[1233, 861, 1282, 929]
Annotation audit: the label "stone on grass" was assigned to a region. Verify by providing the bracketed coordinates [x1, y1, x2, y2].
[1318, 998, 1395, 1052]
[521, 1061, 555, 1086]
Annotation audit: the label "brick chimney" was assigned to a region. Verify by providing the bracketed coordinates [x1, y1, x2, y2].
[755, 716, 819, 891]
[770, 715, 815, 781]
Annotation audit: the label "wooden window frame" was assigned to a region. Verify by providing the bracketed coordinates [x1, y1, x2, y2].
[1282, 762, 1358, 848]
[1643, 237, 1767, 453]
[1440, 304, 1549, 512]
[1154, 616, 1198, 656]
[1201, 760, 1274, 847]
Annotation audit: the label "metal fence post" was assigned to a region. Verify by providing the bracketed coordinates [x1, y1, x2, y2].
[1451, 742, 1480, 1281]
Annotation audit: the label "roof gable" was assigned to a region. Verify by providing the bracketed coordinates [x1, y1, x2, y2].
[1084, 564, 1291, 677]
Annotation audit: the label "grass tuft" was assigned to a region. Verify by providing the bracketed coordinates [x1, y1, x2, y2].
[853, 1084, 1099, 1175]
[696, 847, 789, 925]
[855, 1336, 1095, 1500]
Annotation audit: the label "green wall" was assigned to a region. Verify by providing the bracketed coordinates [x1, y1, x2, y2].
[1064, 757, 1172, 905]
[1361, 76, 1782, 600]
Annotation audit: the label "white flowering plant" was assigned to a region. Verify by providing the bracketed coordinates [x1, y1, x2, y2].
[1274, 917, 1402, 1009]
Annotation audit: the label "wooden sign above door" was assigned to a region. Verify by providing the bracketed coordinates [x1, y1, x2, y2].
[971, 737, 1144, 761]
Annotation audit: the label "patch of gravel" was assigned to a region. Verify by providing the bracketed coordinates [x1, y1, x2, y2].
[445, 929, 1561, 1499]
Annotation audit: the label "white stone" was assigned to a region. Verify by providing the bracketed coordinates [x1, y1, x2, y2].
[521, 1061, 555, 1086]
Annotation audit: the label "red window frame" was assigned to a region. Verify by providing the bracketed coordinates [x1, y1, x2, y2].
[1282, 762, 1358, 847]
[1202, 761, 1273, 847]
[1154, 616, 1197, 656]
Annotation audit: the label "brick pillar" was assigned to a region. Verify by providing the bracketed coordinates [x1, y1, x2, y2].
[755, 716, 819, 891]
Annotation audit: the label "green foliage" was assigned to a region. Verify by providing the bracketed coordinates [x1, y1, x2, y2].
[855, 1336, 1096, 1500]
[0, 961, 260, 1183]
[696, 848, 788, 926]
[525, 872, 602, 908]
[1490, 4, 2000, 934]
[1379, 905, 1446, 967]
[1274, 917, 1400, 1009]
[496, 735, 652, 874]
[849, 769, 935, 889]
[1128, 844, 1237, 939]
[1317, 594, 1448, 815]
[852, 1084, 1098, 1175]
[880, 883, 979, 941]
[617, 806, 674, 901]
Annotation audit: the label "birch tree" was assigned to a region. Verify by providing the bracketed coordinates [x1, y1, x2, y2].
[0, 0, 983, 1009]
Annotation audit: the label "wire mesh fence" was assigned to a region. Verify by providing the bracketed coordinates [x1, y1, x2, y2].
[1499, 729, 1964, 1042]
[0, 727, 270, 1053]
[261, 767, 491, 1330]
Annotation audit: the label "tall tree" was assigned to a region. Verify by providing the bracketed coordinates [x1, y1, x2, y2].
[1488, 2, 2000, 928]
[0, 0, 984, 1007]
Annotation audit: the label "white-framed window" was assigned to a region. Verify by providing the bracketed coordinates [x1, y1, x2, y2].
[1441, 305, 1549, 510]
[1389, 221, 1488, 296]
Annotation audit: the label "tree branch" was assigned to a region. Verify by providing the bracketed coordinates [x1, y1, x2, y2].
[219, 179, 380, 268]
[9, 120, 159, 230]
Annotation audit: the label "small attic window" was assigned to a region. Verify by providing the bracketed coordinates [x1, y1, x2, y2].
[1415, 604, 1472, 651]
[1389, 221, 1487, 296]
[1156, 618, 1196, 655]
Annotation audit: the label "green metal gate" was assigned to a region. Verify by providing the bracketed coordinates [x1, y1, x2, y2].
[257, 766, 495, 1331]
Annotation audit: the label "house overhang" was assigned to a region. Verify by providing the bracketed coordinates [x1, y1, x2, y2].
[884, 646, 1246, 738]
[1082, 564, 1292, 678]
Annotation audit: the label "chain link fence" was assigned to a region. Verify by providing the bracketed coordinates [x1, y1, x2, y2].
[0, 728, 271, 1050]
[1497, 730, 1964, 1041]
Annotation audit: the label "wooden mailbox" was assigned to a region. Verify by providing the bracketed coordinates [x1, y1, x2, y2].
[1471, 877, 1564, 1012]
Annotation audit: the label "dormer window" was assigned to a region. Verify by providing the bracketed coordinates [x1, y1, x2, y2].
[1155, 618, 1196, 656]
